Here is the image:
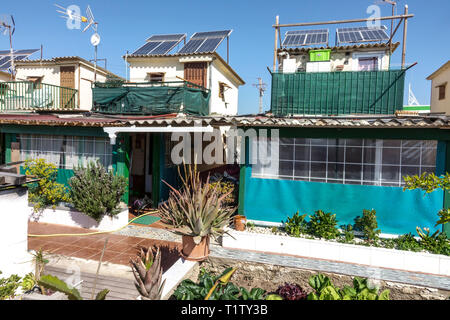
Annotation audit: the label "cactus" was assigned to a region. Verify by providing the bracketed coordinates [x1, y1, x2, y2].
[130, 247, 166, 300]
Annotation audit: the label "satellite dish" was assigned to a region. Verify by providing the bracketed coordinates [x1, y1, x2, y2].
[90, 33, 101, 46]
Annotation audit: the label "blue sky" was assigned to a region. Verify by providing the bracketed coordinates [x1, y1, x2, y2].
[2, 0, 449, 114]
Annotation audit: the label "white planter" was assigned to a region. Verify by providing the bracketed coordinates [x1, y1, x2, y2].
[29, 206, 129, 231]
[222, 229, 450, 276]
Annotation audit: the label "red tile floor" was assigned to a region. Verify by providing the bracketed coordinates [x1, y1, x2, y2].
[28, 222, 181, 271]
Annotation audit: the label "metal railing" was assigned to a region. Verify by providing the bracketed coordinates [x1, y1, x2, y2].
[270, 69, 406, 116]
[0, 81, 78, 112]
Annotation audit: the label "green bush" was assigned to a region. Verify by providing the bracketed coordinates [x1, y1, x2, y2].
[172, 268, 266, 300]
[69, 161, 127, 222]
[24, 159, 70, 212]
[395, 233, 422, 252]
[416, 227, 450, 255]
[307, 273, 390, 300]
[283, 211, 308, 237]
[354, 209, 381, 243]
[341, 224, 355, 243]
[308, 210, 340, 240]
[0, 271, 22, 300]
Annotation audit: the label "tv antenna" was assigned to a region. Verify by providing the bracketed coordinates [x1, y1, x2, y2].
[408, 83, 420, 106]
[253, 78, 267, 114]
[55, 4, 100, 81]
[0, 14, 16, 80]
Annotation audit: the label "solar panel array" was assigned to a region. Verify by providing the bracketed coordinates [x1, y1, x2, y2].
[282, 29, 329, 47]
[337, 26, 389, 44]
[178, 30, 232, 54]
[0, 49, 39, 71]
[132, 34, 186, 55]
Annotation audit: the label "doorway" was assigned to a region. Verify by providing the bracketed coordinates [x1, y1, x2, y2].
[129, 133, 154, 204]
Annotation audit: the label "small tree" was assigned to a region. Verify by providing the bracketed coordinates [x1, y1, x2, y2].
[354, 209, 381, 244]
[24, 159, 70, 212]
[69, 161, 127, 222]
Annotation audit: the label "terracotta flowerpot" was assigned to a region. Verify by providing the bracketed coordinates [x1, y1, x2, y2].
[233, 215, 247, 231]
[181, 235, 210, 261]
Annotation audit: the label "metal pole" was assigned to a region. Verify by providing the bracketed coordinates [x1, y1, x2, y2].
[94, 45, 97, 82]
[401, 5, 408, 69]
[273, 14, 414, 28]
[273, 15, 279, 72]
[9, 27, 14, 81]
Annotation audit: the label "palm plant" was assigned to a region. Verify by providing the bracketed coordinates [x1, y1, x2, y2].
[130, 247, 165, 300]
[158, 164, 236, 244]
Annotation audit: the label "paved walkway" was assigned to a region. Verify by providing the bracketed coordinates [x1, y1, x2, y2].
[28, 222, 181, 271]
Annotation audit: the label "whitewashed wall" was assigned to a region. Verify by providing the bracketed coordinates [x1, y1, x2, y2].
[0, 187, 33, 277]
[430, 66, 450, 114]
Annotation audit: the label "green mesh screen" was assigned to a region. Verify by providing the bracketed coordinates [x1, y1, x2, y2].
[92, 82, 210, 116]
[270, 70, 406, 116]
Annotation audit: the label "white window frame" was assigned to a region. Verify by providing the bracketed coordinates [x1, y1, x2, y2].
[352, 51, 385, 71]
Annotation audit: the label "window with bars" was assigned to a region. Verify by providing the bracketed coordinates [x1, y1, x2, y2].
[17, 134, 113, 170]
[252, 138, 437, 187]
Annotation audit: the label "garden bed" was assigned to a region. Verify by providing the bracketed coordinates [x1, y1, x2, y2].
[28, 205, 129, 231]
[222, 228, 450, 276]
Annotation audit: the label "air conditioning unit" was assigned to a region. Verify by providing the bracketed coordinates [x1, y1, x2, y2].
[282, 58, 297, 73]
[306, 61, 332, 73]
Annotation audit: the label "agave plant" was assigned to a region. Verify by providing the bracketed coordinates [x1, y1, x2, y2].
[158, 164, 236, 243]
[130, 247, 166, 300]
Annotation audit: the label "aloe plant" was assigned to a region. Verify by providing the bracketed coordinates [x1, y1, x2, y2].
[130, 247, 165, 300]
[158, 164, 236, 243]
[38, 274, 109, 300]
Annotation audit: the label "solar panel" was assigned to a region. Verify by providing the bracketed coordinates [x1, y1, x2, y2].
[0, 49, 38, 71]
[14, 49, 40, 55]
[178, 30, 231, 54]
[282, 29, 329, 47]
[132, 34, 186, 55]
[337, 26, 389, 44]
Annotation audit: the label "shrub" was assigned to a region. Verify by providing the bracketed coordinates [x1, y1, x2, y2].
[24, 159, 70, 212]
[275, 283, 307, 300]
[0, 271, 22, 300]
[283, 211, 308, 237]
[354, 209, 381, 243]
[308, 210, 340, 240]
[341, 224, 355, 243]
[307, 273, 390, 300]
[395, 233, 422, 252]
[416, 227, 450, 255]
[69, 161, 127, 222]
[172, 268, 266, 300]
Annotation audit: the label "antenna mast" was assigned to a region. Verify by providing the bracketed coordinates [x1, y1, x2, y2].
[253, 78, 267, 114]
[408, 83, 420, 106]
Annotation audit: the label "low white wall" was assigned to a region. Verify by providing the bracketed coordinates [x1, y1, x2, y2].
[223, 229, 450, 277]
[0, 187, 33, 277]
[29, 206, 129, 231]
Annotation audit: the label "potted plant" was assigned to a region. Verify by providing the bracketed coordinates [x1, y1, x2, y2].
[159, 164, 236, 261]
[233, 215, 247, 231]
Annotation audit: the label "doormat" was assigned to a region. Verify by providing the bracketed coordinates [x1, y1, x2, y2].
[130, 215, 161, 226]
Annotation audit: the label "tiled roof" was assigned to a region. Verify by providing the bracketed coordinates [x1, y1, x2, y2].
[0, 113, 449, 129]
[279, 42, 401, 54]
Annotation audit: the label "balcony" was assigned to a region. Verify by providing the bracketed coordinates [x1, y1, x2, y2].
[270, 69, 406, 116]
[92, 81, 211, 116]
[0, 81, 78, 112]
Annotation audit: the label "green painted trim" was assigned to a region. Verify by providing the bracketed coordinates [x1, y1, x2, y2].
[115, 133, 130, 204]
[239, 127, 450, 141]
[238, 137, 250, 216]
[444, 141, 450, 238]
[0, 125, 107, 137]
[403, 106, 431, 111]
[152, 133, 161, 208]
[4, 133, 15, 163]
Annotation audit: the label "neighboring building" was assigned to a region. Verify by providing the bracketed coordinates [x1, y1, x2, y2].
[13, 56, 120, 110]
[235, 21, 450, 237]
[427, 60, 450, 114]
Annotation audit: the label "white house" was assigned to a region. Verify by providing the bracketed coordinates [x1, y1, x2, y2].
[427, 60, 450, 114]
[126, 49, 245, 116]
[14, 56, 121, 110]
[278, 42, 399, 73]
